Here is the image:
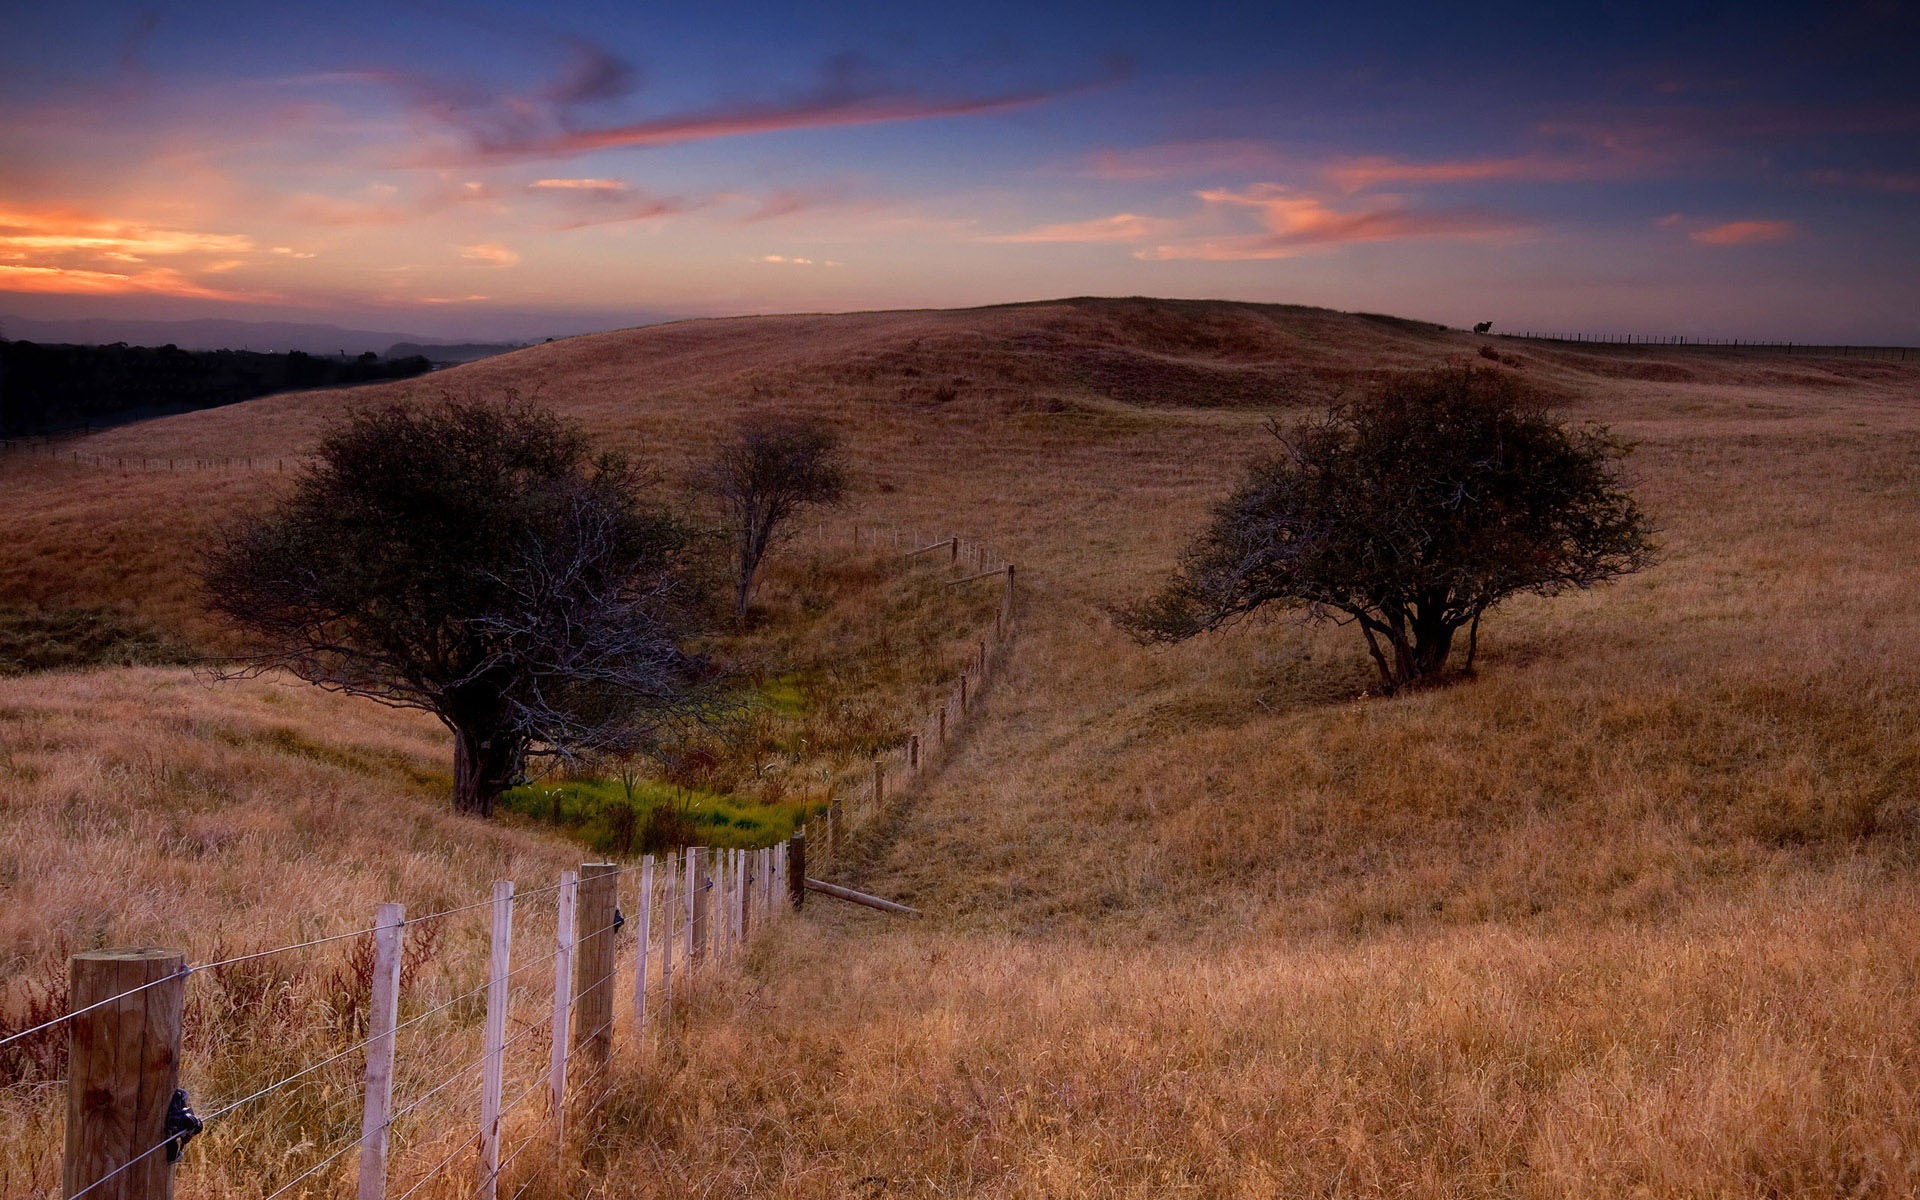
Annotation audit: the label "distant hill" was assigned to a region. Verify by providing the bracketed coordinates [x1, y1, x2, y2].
[0, 314, 450, 356]
[386, 341, 534, 365]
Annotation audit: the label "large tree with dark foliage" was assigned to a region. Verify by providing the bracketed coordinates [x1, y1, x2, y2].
[697, 417, 848, 620]
[1124, 367, 1654, 692]
[203, 398, 715, 816]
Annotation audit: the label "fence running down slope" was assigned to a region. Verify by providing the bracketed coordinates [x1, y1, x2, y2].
[0, 524, 1019, 1199]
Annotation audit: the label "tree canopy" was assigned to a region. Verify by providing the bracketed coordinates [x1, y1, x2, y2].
[1125, 366, 1655, 691]
[202, 397, 716, 815]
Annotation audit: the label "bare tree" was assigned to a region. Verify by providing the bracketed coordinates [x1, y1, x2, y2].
[1123, 366, 1655, 692]
[201, 397, 720, 816]
[698, 417, 848, 620]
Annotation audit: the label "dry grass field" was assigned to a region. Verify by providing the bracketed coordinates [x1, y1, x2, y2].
[4, 297, 1920, 1196]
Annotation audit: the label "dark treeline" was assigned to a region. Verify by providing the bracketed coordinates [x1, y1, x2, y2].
[0, 340, 434, 437]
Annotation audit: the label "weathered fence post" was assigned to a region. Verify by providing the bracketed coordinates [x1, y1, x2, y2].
[660, 856, 677, 1026]
[356, 902, 406, 1200]
[959, 673, 969, 713]
[789, 831, 807, 910]
[908, 733, 921, 771]
[549, 871, 578, 1146]
[872, 759, 885, 811]
[63, 949, 187, 1200]
[1004, 564, 1015, 628]
[478, 881, 514, 1200]
[573, 863, 618, 1071]
[634, 856, 654, 1032]
[937, 703, 947, 747]
[740, 849, 753, 944]
[690, 848, 710, 966]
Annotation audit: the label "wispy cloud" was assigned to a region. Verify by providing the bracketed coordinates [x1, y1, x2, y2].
[359, 44, 1122, 163]
[461, 242, 520, 266]
[750, 254, 841, 266]
[1322, 153, 1611, 192]
[530, 178, 629, 191]
[984, 213, 1184, 244]
[988, 185, 1527, 261]
[0, 263, 259, 300]
[1688, 218, 1796, 245]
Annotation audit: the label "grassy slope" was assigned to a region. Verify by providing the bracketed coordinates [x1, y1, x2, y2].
[5, 297, 1920, 1196]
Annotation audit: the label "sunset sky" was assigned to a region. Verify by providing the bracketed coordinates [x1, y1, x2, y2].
[3, 1, 1917, 342]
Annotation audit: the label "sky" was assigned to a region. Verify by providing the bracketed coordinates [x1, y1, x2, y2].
[2, 0, 1917, 343]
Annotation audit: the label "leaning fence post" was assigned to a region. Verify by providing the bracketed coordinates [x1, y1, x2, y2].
[789, 831, 807, 910]
[634, 856, 654, 1031]
[478, 882, 514, 1200]
[573, 863, 618, 1072]
[959, 673, 969, 714]
[63, 949, 187, 1200]
[357, 902, 406, 1200]
[548, 871, 578, 1147]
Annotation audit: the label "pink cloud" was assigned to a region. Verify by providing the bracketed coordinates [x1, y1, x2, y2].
[1322, 154, 1609, 192]
[460, 242, 520, 266]
[985, 213, 1184, 244]
[1138, 185, 1528, 260]
[1690, 219, 1795, 245]
[530, 178, 628, 191]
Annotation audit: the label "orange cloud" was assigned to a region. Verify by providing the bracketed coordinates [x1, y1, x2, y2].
[1690, 219, 1795, 245]
[0, 263, 255, 300]
[1138, 185, 1527, 260]
[461, 242, 520, 266]
[0, 209, 253, 261]
[985, 213, 1183, 244]
[530, 178, 628, 191]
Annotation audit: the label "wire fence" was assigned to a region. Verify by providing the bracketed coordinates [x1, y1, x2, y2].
[1, 521, 1020, 1199]
[1487, 331, 1916, 359]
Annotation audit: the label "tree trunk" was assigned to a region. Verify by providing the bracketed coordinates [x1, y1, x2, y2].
[452, 725, 522, 818]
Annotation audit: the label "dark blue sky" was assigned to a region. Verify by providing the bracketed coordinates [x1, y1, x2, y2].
[2, 0, 1916, 340]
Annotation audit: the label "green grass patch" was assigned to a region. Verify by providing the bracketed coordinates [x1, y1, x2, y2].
[500, 775, 825, 855]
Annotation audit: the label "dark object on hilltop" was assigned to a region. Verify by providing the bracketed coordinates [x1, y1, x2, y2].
[1473, 321, 1493, 334]
[202, 396, 719, 816]
[0, 339, 432, 437]
[1122, 366, 1654, 692]
[696, 417, 848, 620]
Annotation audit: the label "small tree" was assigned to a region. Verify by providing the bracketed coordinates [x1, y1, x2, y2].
[202, 397, 716, 816]
[1124, 366, 1654, 692]
[698, 417, 847, 619]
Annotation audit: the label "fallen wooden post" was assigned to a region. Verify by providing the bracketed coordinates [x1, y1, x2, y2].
[803, 879, 922, 918]
[903, 538, 956, 559]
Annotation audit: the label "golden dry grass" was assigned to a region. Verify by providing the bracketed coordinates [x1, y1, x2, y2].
[5, 297, 1920, 1196]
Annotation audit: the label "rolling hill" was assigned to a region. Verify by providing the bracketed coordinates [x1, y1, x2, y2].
[6, 295, 1920, 1196]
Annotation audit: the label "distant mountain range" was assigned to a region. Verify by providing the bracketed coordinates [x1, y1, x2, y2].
[0, 314, 536, 359]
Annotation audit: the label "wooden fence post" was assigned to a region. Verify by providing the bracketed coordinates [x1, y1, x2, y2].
[937, 703, 947, 747]
[690, 848, 710, 966]
[62, 949, 186, 1200]
[661, 856, 677, 1026]
[959, 673, 969, 714]
[634, 857, 653, 1031]
[873, 760, 885, 811]
[1004, 564, 1015, 628]
[573, 863, 618, 1072]
[789, 831, 807, 910]
[683, 848, 697, 974]
[357, 902, 406, 1200]
[478, 882, 514, 1200]
[908, 733, 920, 771]
[548, 871, 578, 1147]
[733, 840, 748, 944]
